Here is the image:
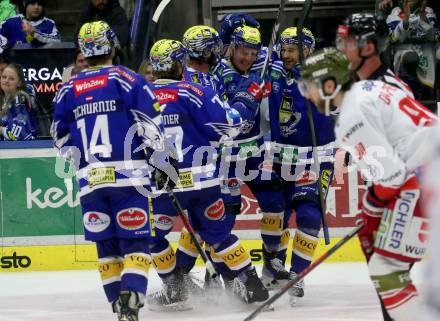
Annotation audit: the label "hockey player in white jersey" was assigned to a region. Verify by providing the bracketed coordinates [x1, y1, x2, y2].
[299, 47, 435, 321]
[336, 13, 415, 321]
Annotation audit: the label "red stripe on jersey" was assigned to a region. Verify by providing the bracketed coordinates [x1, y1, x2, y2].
[382, 284, 418, 310]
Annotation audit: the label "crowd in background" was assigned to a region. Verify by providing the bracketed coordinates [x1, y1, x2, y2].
[0, 0, 439, 141]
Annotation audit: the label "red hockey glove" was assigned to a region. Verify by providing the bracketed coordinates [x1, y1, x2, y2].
[356, 187, 387, 261]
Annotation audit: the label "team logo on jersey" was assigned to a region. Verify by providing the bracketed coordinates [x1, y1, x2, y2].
[83, 211, 111, 233]
[207, 122, 243, 137]
[279, 95, 301, 137]
[279, 96, 293, 122]
[117, 208, 147, 230]
[154, 89, 178, 104]
[73, 75, 108, 96]
[204, 199, 225, 220]
[272, 81, 280, 93]
[131, 110, 164, 151]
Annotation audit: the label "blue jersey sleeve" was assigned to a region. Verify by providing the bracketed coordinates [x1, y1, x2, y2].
[51, 84, 73, 152]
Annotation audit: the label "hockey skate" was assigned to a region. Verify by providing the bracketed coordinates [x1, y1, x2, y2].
[112, 290, 143, 321]
[232, 268, 269, 304]
[288, 271, 304, 307]
[222, 275, 235, 293]
[261, 247, 290, 290]
[146, 268, 192, 311]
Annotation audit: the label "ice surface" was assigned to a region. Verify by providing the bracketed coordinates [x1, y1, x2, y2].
[0, 262, 424, 321]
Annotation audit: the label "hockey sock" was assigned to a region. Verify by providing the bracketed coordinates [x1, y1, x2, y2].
[96, 238, 123, 302]
[99, 256, 124, 303]
[290, 229, 318, 273]
[213, 234, 252, 276]
[277, 228, 291, 264]
[176, 227, 204, 272]
[369, 255, 419, 321]
[260, 211, 284, 252]
[120, 238, 151, 296]
[150, 238, 176, 279]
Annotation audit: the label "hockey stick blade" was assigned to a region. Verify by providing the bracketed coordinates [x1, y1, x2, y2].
[152, 0, 172, 23]
[166, 188, 219, 279]
[242, 224, 364, 321]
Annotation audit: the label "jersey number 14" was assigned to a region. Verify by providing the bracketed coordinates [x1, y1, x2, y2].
[77, 115, 113, 162]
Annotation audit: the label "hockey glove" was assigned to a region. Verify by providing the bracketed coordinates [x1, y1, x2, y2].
[356, 186, 387, 261]
[219, 13, 260, 46]
[230, 74, 266, 113]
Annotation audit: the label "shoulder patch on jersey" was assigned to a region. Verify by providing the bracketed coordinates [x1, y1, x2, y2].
[191, 73, 201, 84]
[361, 80, 376, 92]
[224, 74, 233, 83]
[154, 89, 179, 104]
[117, 68, 136, 82]
[73, 75, 108, 96]
[270, 69, 281, 80]
[176, 83, 204, 97]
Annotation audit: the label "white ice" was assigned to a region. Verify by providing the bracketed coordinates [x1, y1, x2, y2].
[0, 262, 425, 321]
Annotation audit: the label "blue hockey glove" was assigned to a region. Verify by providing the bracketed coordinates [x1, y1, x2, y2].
[219, 13, 260, 46]
[230, 74, 265, 113]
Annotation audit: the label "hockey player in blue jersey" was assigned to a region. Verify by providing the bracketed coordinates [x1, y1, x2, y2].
[146, 38, 269, 310]
[51, 21, 168, 321]
[268, 27, 335, 304]
[182, 25, 225, 96]
[214, 22, 292, 290]
[176, 25, 236, 290]
[0, 0, 60, 53]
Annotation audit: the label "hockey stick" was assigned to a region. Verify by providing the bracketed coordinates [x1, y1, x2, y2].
[166, 187, 219, 279]
[259, 0, 287, 79]
[152, 0, 172, 23]
[242, 224, 364, 321]
[296, 0, 330, 245]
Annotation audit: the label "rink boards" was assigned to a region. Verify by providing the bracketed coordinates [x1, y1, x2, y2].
[0, 144, 365, 272]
